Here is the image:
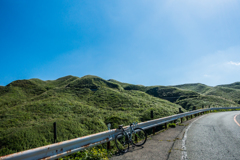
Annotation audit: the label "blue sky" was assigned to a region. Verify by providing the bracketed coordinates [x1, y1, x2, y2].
[1, 0, 240, 86]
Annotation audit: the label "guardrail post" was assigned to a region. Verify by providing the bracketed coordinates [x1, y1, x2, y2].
[186, 116, 188, 120]
[165, 123, 167, 129]
[107, 123, 111, 150]
[107, 142, 111, 150]
[179, 108, 182, 113]
[135, 134, 138, 142]
[151, 110, 153, 119]
[151, 110, 156, 134]
[181, 118, 183, 123]
[53, 122, 57, 143]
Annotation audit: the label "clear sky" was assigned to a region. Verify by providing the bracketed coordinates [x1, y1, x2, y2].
[1, 0, 240, 87]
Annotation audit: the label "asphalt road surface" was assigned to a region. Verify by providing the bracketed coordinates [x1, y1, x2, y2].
[185, 111, 240, 160]
[110, 111, 240, 160]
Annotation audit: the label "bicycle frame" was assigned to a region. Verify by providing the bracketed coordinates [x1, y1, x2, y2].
[120, 122, 138, 144]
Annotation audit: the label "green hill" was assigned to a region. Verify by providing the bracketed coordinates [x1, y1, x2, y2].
[173, 83, 212, 94]
[0, 75, 183, 156]
[146, 86, 200, 102]
[204, 86, 240, 104]
[116, 83, 239, 110]
[217, 82, 240, 90]
[175, 95, 237, 110]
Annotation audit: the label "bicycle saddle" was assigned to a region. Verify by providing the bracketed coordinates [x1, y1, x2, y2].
[118, 125, 123, 129]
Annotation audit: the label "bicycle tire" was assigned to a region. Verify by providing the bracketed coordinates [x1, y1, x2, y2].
[115, 133, 129, 153]
[132, 128, 147, 146]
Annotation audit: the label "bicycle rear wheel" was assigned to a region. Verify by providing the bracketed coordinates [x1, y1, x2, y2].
[115, 133, 129, 153]
[132, 128, 147, 146]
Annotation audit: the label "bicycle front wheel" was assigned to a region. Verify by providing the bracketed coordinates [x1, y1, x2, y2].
[132, 128, 147, 146]
[115, 133, 129, 153]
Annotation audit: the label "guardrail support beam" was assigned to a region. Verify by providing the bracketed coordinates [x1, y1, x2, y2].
[54, 122, 57, 143]
[135, 134, 138, 142]
[107, 141, 111, 150]
[152, 127, 156, 135]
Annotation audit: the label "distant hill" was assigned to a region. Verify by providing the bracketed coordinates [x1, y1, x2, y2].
[204, 86, 240, 104]
[172, 82, 240, 105]
[146, 86, 199, 103]
[173, 83, 212, 94]
[217, 82, 240, 90]
[114, 82, 238, 110]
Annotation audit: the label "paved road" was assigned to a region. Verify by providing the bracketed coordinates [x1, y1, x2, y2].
[110, 116, 198, 160]
[185, 111, 240, 160]
[110, 111, 240, 160]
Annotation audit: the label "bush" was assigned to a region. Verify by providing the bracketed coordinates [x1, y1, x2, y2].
[168, 123, 176, 128]
[60, 147, 109, 160]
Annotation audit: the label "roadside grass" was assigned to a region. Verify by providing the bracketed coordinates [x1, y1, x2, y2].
[168, 123, 176, 128]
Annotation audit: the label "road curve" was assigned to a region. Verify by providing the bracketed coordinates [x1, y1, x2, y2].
[185, 111, 240, 160]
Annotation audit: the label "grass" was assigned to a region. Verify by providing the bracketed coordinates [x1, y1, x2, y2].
[168, 123, 176, 128]
[59, 147, 110, 160]
[173, 83, 212, 94]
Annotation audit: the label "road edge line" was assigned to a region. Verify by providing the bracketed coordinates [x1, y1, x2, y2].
[234, 114, 240, 127]
[181, 115, 207, 160]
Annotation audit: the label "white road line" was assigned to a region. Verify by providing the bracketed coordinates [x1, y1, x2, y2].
[181, 115, 206, 160]
[234, 114, 240, 127]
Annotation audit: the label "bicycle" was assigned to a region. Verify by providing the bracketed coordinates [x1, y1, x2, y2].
[115, 122, 147, 153]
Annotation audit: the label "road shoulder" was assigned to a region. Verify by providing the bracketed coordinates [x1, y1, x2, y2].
[110, 115, 205, 160]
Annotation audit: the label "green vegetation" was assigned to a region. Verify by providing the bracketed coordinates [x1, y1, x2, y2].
[218, 82, 240, 90]
[175, 95, 237, 110]
[59, 147, 109, 160]
[0, 75, 182, 156]
[204, 86, 240, 104]
[168, 123, 176, 128]
[173, 83, 212, 94]
[0, 75, 239, 158]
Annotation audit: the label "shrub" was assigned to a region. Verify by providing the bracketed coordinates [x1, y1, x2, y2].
[168, 123, 176, 128]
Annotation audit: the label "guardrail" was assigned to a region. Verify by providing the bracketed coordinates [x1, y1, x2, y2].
[1, 107, 240, 160]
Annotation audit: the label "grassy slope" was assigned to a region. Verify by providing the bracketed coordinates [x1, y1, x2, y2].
[204, 86, 240, 104]
[145, 86, 199, 102]
[173, 82, 240, 105]
[175, 95, 237, 110]
[218, 82, 240, 90]
[173, 83, 212, 94]
[0, 76, 182, 156]
[119, 83, 239, 110]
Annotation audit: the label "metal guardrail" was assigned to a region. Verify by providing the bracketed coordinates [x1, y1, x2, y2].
[1, 107, 240, 160]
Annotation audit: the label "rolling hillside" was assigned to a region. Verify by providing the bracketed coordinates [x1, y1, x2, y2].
[174, 82, 240, 105]
[0, 75, 182, 156]
[0, 75, 239, 156]
[173, 83, 212, 94]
